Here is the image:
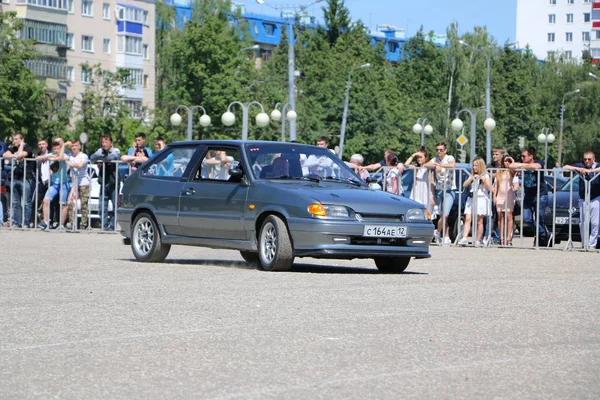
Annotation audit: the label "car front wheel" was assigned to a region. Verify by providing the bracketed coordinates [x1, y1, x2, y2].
[374, 257, 411, 273]
[258, 215, 294, 271]
[131, 212, 171, 262]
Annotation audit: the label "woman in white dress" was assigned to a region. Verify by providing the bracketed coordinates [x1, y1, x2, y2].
[404, 146, 434, 215]
[384, 154, 404, 195]
[459, 158, 492, 246]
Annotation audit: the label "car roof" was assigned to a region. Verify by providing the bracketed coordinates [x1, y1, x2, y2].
[167, 140, 319, 149]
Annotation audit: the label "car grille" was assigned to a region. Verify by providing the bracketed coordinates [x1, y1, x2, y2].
[350, 237, 408, 246]
[356, 213, 404, 223]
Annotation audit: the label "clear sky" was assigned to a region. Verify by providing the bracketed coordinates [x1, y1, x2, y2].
[241, 0, 517, 44]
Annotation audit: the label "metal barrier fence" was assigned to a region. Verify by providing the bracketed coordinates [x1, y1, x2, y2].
[1, 157, 597, 251]
[1, 157, 132, 233]
[376, 165, 599, 252]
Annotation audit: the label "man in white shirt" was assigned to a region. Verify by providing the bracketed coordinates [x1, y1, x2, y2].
[425, 142, 456, 245]
[65, 139, 90, 230]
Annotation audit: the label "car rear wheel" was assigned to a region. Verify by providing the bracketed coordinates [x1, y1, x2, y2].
[239, 251, 259, 264]
[131, 212, 171, 262]
[374, 257, 411, 273]
[258, 215, 294, 271]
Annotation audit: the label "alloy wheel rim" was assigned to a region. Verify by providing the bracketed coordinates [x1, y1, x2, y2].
[261, 222, 277, 263]
[134, 217, 154, 256]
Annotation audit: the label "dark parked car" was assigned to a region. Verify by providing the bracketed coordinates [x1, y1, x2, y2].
[544, 177, 581, 243]
[118, 141, 435, 272]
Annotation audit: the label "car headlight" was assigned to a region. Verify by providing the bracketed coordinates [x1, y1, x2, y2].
[406, 208, 428, 221]
[308, 204, 354, 218]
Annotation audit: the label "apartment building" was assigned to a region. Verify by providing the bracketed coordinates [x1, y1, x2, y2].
[516, 0, 600, 62]
[66, 0, 155, 120]
[3, 0, 155, 122]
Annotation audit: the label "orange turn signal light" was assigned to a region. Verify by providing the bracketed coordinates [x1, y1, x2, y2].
[308, 203, 327, 216]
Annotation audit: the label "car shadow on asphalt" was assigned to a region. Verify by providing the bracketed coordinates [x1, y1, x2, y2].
[123, 258, 428, 275]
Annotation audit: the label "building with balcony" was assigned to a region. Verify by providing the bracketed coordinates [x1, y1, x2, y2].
[65, 0, 155, 121]
[516, 0, 596, 62]
[3, 0, 155, 123]
[165, 0, 421, 65]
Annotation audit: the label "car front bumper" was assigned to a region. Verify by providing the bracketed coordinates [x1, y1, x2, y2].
[287, 217, 434, 259]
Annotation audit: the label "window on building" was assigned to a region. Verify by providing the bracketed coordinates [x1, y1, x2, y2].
[566, 13, 574, 23]
[252, 22, 259, 35]
[143, 44, 149, 59]
[549, 14, 556, 24]
[549, 0, 556, 4]
[591, 48, 600, 58]
[143, 75, 148, 88]
[547, 51, 555, 59]
[117, 35, 143, 54]
[264, 23, 276, 36]
[68, 0, 73, 12]
[143, 10, 149, 25]
[81, 66, 91, 84]
[567, 0, 574, 4]
[21, 20, 67, 46]
[565, 50, 573, 58]
[548, 32, 556, 42]
[103, 3, 110, 19]
[584, 13, 591, 23]
[21, 0, 68, 10]
[82, 0, 93, 17]
[566, 32, 573, 41]
[583, 31, 591, 41]
[66, 33, 74, 49]
[118, 68, 143, 86]
[2, 0, 10, 4]
[103, 38, 110, 54]
[596, 30, 600, 39]
[82, 35, 93, 52]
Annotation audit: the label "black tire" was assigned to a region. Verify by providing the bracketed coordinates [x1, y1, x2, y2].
[131, 212, 171, 262]
[258, 215, 294, 271]
[374, 257, 411, 273]
[239, 250, 259, 264]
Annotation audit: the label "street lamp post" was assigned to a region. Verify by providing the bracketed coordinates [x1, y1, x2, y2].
[170, 105, 212, 141]
[339, 63, 371, 159]
[557, 89, 580, 167]
[412, 118, 433, 146]
[237, 44, 259, 56]
[537, 127, 555, 168]
[451, 109, 496, 162]
[460, 41, 493, 164]
[270, 102, 298, 142]
[256, 0, 323, 142]
[221, 101, 270, 140]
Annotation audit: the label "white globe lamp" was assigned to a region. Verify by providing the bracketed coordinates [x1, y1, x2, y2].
[255, 112, 270, 128]
[221, 111, 235, 126]
[170, 112, 182, 126]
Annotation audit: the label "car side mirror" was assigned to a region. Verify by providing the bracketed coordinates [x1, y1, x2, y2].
[229, 168, 243, 178]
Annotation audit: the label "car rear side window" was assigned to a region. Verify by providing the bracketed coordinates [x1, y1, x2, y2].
[142, 147, 195, 178]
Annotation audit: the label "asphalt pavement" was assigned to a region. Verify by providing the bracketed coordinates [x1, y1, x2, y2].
[0, 230, 598, 399]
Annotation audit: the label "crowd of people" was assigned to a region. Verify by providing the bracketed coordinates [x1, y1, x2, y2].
[1, 132, 598, 250]
[0, 132, 166, 232]
[342, 138, 599, 250]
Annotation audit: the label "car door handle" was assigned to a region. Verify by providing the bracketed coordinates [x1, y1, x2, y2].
[182, 188, 195, 196]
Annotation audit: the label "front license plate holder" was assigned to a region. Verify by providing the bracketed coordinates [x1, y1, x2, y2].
[363, 225, 407, 238]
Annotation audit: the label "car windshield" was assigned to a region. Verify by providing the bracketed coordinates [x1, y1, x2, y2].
[559, 176, 580, 192]
[246, 143, 362, 184]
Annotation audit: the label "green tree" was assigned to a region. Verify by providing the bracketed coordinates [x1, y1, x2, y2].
[322, 0, 351, 46]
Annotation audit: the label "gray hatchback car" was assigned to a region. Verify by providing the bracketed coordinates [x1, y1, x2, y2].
[118, 141, 434, 272]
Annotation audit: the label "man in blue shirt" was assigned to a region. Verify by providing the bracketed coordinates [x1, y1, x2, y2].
[563, 151, 600, 249]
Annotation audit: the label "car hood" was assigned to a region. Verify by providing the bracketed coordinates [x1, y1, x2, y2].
[260, 181, 423, 215]
[552, 191, 579, 208]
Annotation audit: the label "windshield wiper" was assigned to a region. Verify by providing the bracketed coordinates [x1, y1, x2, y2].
[322, 176, 362, 187]
[266, 175, 321, 183]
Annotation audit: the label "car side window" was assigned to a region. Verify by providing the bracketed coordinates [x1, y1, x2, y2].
[142, 147, 195, 178]
[192, 148, 241, 182]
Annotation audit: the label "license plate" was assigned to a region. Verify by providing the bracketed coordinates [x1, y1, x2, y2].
[555, 217, 579, 225]
[363, 225, 407, 238]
